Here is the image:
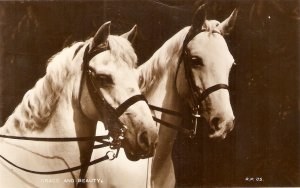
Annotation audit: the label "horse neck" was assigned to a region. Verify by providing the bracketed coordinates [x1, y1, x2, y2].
[139, 27, 190, 115]
[53, 77, 97, 175]
[138, 28, 192, 171]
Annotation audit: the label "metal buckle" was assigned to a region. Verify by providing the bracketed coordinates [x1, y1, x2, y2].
[106, 151, 116, 160]
[109, 127, 125, 149]
[190, 105, 201, 139]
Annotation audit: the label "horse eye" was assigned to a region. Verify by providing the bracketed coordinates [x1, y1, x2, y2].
[95, 74, 114, 86]
[190, 56, 204, 66]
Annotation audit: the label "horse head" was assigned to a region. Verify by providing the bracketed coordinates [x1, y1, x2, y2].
[176, 6, 238, 139]
[77, 22, 158, 160]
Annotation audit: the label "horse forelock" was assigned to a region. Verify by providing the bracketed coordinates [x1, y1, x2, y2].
[6, 42, 84, 131]
[107, 35, 137, 68]
[201, 20, 223, 35]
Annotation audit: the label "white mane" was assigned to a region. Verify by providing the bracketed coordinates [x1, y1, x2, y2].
[138, 27, 190, 93]
[4, 34, 137, 132]
[5, 42, 84, 131]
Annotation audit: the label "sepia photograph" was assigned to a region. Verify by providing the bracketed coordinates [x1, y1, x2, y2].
[0, 0, 299, 187]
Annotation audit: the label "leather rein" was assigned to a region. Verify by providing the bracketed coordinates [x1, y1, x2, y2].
[148, 27, 229, 138]
[0, 42, 147, 174]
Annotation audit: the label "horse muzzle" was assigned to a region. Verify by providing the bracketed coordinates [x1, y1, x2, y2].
[122, 130, 158, 161]
[208, 116, 235, 139]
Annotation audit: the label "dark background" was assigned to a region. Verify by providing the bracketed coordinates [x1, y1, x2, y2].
[0, 0, 299, 187]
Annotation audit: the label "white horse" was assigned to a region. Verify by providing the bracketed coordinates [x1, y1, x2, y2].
[87, 7, 238, 188]
[0, 21, 158, 188]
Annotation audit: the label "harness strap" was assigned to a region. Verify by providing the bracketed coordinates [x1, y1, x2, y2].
[152, 117, 191, 136]
[78, 43, 124, 135]
[148, 104, 183, 117]
[198, 84, 229, 102]
[83, 45, 110, 68]
[93, 143, 110, 149]
[86, 70, 124, 133]
[0, 152, 111, 175]
[0, 134, 109, 142]
[115, 95, 148, 117]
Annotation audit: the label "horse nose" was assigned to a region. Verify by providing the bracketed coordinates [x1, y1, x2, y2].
[137, 129, 158, 153]
[210, 116, 222, 131]
[210, 115, 235, 131]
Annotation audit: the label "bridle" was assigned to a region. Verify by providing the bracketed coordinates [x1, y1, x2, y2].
[149, 27, 229, 138]
[77, 43, 147, 149]
[0, 41, 148, 175]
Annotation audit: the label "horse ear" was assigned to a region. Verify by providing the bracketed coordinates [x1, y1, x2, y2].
[122, 25, 138, 44]
[218, 9, 239, 36]
[90, 21, 111, 50]
[191, 4, 207, 31]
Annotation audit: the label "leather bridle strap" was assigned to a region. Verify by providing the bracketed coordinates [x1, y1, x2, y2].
[152, 116, 191, 135]
[148, 85, 229, 137]
[0, 134, 115, 175]
[147, 105, 195, 136]
[80, 44, 124, 134]
[0, 134, 109, 142]
[115, 95, 147, 117]
[197, 84, 229, 103]
[0, 152, 112, 175]
[148, 104, 182, 117]
[85, 68, 124, 132]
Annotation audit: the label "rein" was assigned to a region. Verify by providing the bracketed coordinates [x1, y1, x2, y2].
[0, 42, 147, 175]
[0, 135, 115, 175]
[149, 28, 229, 138]
[0, 153, 111, 175]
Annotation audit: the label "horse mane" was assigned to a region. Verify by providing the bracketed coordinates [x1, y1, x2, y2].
[5, 34, 136, 132]
[138, 27, 190, 93]
[5, 42, 84, 131]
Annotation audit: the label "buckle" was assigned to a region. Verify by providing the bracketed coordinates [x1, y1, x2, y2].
[106, 151, 116, 160]
[109, 127, 125, 149]
[190, 105, 201, 139]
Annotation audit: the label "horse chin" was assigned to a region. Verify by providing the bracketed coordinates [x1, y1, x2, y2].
[124, 150, 141, 161]
[122, 130, 156, 161]
[122, 140, 144, 161]
[209, 130, 228, 140]
[202, 116, 234, 140]
[208, 125, 233, 140]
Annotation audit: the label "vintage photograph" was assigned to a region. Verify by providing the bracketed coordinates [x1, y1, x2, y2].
[0, 0, 299, 187]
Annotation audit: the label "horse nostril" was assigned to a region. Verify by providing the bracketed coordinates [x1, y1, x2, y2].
[138, 131, 150, 149]
[210, 117, 221, 130]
